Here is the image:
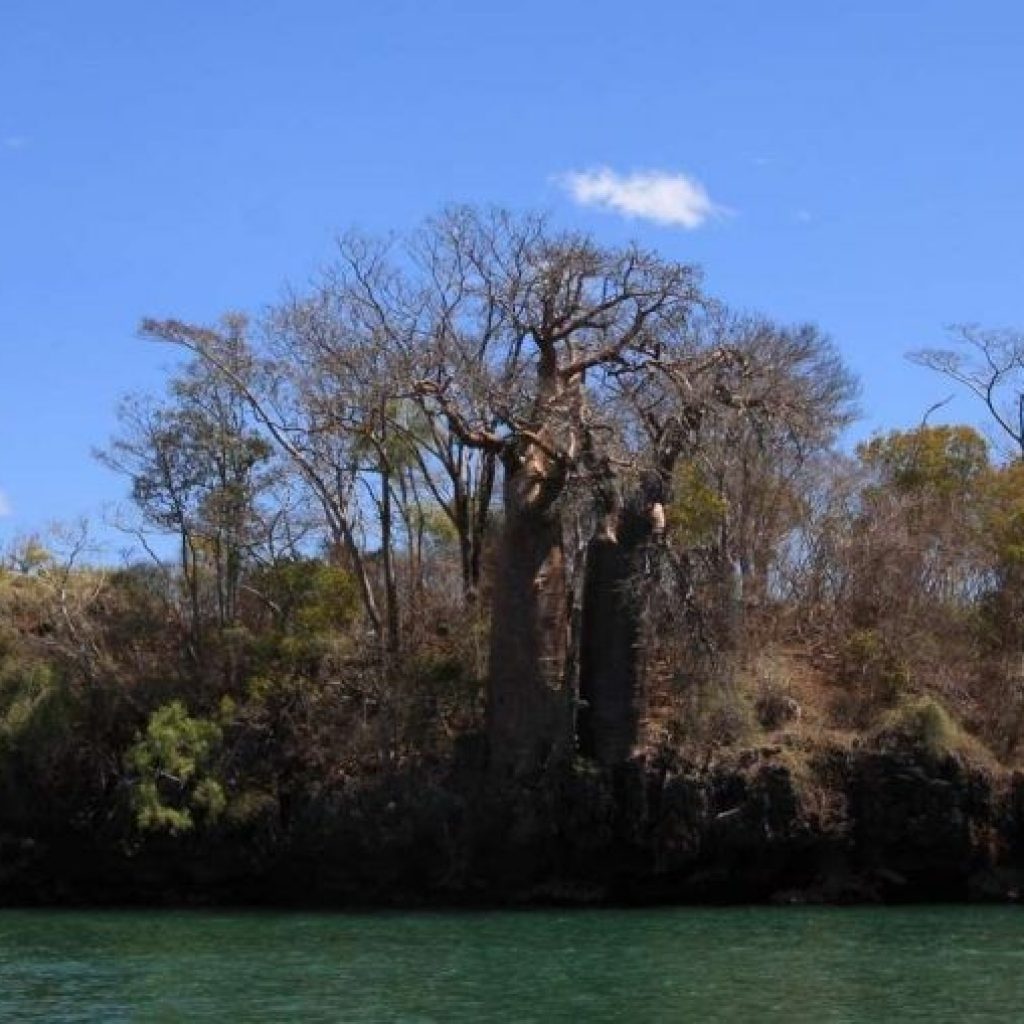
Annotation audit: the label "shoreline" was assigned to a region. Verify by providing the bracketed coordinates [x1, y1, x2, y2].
[3, 740, 1021, 911]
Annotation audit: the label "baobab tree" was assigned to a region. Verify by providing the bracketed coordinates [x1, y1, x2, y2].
[141, 207, 856, 775]
[571, 308, 857, 764]
[405, 208, 700, 771]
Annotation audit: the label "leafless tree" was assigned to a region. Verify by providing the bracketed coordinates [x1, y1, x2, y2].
[574, 310, 857, 762]
[138, 207, 859, 774]
[911, 325, 1024, 458]
[403, 208, 700, 770]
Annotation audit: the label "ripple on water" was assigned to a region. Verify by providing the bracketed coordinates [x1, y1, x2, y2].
[0, 906, 1022, 1023]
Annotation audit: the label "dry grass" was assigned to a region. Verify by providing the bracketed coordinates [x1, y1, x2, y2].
[640, 640, 1013, 775]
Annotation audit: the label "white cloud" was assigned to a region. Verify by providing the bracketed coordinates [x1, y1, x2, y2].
[558, 167, 727, 228]
[0, 490, 10, 517]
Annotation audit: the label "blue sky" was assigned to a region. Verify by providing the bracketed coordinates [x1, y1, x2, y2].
[2, 1, 1023, 550]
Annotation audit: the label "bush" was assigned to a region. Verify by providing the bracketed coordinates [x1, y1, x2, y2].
[875, 696, 964, 758]
[755, 682, 802, 730]
[832, 629, 911, 728]
[125, 701, 225, 834]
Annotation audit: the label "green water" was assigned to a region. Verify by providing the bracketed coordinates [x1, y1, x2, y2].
[0, 907, 1021, 1022]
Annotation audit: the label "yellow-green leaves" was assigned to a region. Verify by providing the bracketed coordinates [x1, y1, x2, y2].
[666, 461, 727, 546]
[858, 425, 990, 498]
[126, 701, 224, 834]
[981, 460, 1024, 567]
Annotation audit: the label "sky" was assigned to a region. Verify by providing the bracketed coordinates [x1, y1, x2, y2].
[2, 0, 1024, 552]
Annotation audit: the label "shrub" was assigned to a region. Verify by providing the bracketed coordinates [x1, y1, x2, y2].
[125, 701, 224, 834]
[755, 682, 802, 730]
[875, 695, 963, 758]
[838, 629, 909, 707]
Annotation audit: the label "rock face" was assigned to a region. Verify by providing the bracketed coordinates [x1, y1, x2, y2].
[1, 740, 1021, 907]
[845, 751, 996, 900]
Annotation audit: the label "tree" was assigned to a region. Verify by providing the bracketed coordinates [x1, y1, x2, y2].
[575, 313, 857, 762]
[150, 209, 702, 770]
[138, 316, 390, 652]
[406, 209, 701, 770]
[910, 326, 1024, 459]
[99, 323, 274, 657]
[138, 207, 862, 774]
[786, 425, 992, 716]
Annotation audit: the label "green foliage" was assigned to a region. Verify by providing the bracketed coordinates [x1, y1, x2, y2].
[982, 461, 1024, 569]
[125, 701, 224, 834]
[876, 696, 964, 758]
[837, 628, 910, 707]
[972, 465, 1024, 650]
[666, 462, 727, 546]
[224, 787, 279, 828]
[349, 398, 426, 472]
[0, 657, 72, 756]
[858, 425, 990, 498]
[417, 505, 459, 546]
[293, 564, 359, 635]
[3, 538, 54, 575]
[253, 559, 359, 636]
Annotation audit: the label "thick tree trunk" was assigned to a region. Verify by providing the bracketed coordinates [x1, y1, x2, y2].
[577, 507, 650, 765]
[486, 474, 571, 773]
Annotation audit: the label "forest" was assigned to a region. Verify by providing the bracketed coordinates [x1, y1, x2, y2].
[4, 207, 1024, 905]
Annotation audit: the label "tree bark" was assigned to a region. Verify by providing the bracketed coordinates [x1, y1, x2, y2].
[486, 460, 571, 773]
[577, 506, 650, 765]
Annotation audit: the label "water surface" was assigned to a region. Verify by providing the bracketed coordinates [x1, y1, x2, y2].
[0, 906, 1021, 1022]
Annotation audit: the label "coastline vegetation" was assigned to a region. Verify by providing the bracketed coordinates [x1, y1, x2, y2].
[4, 208, 1024, 904]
